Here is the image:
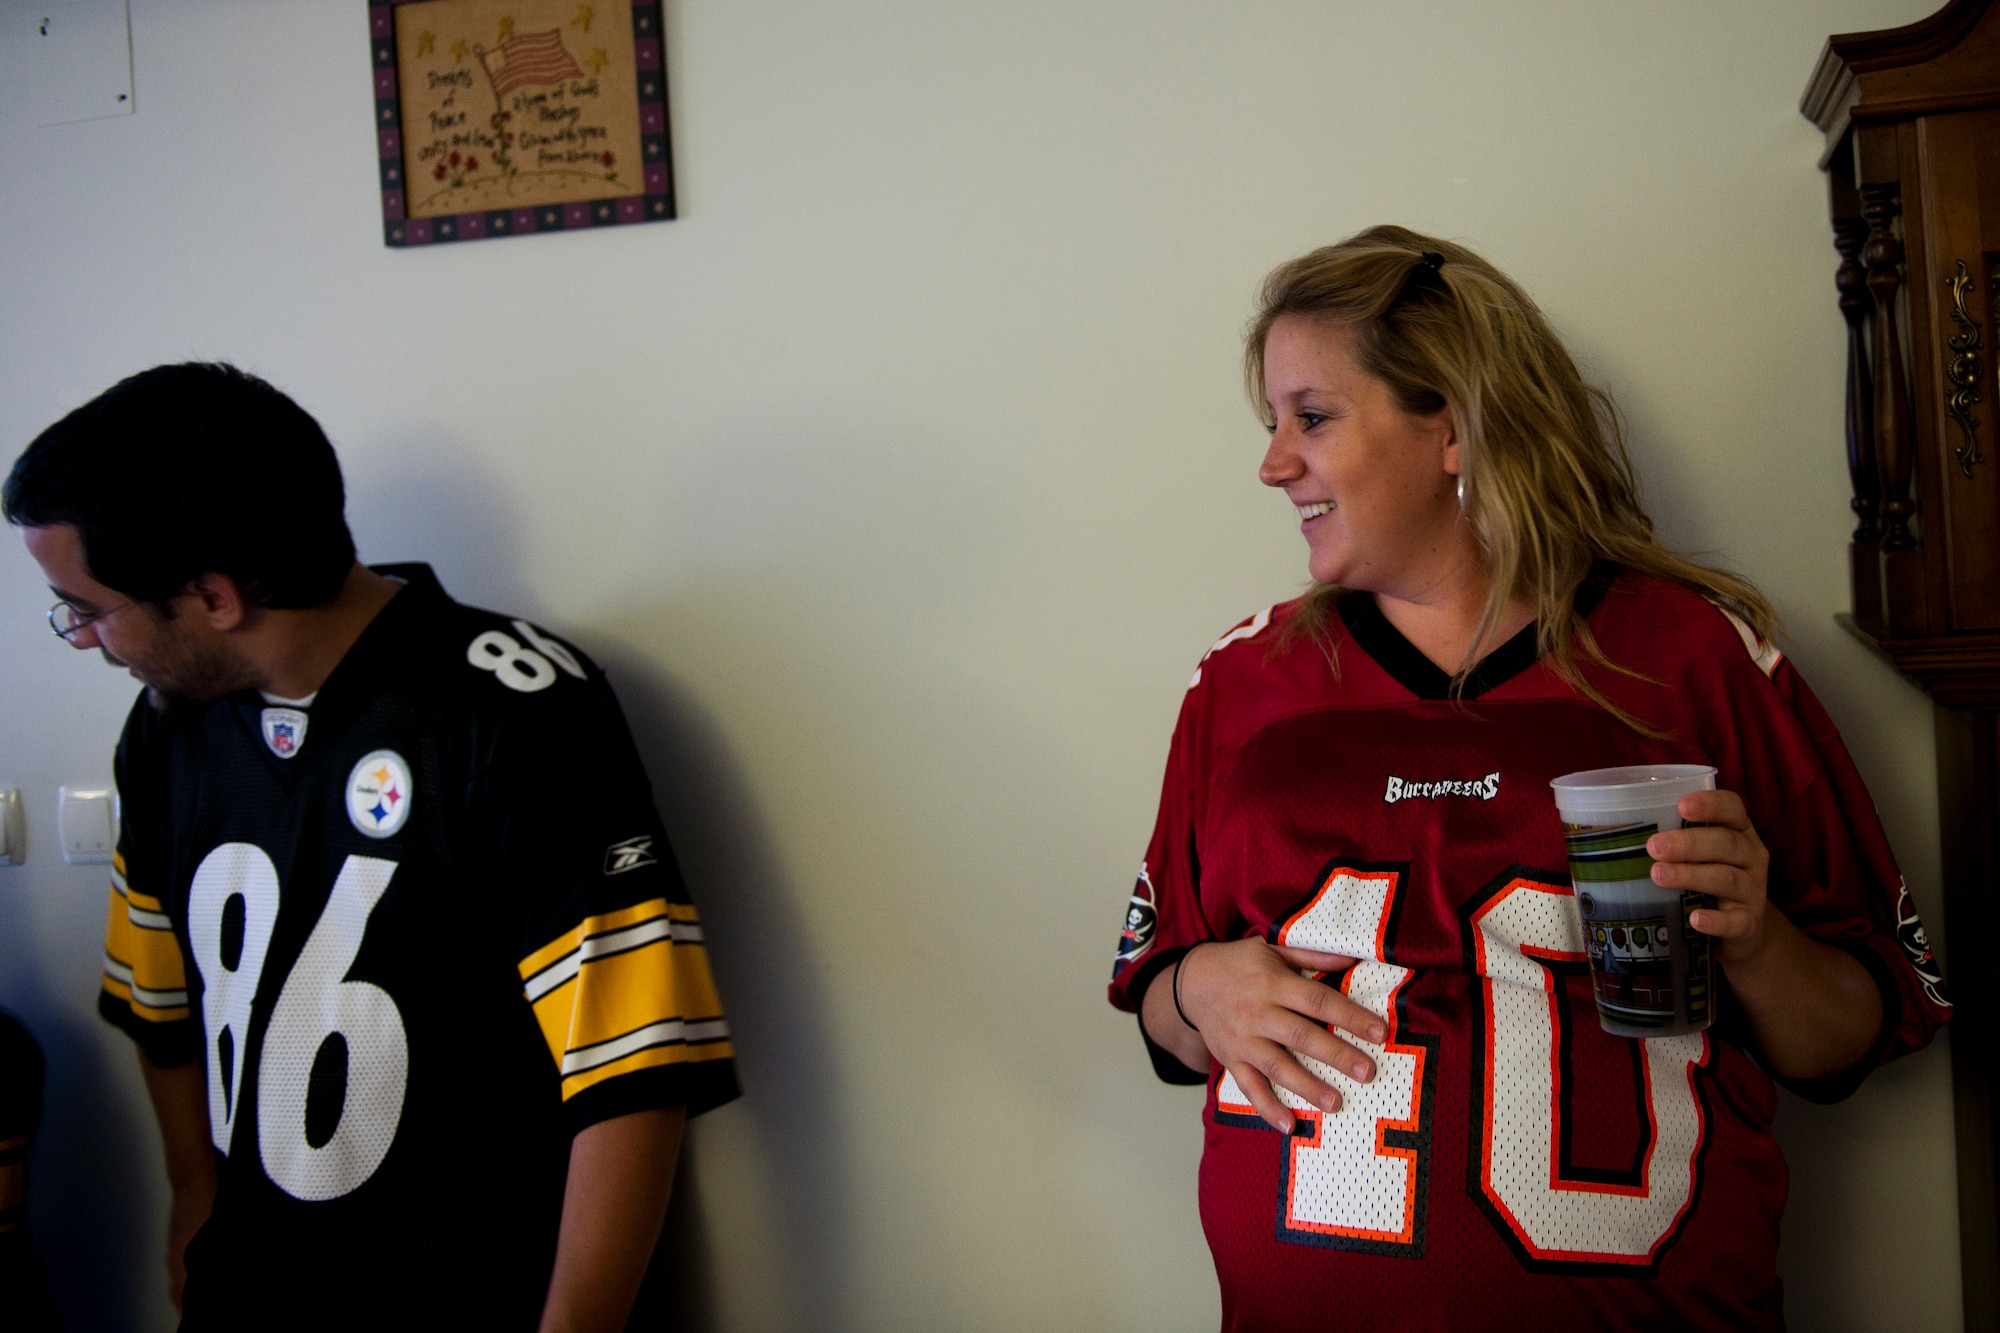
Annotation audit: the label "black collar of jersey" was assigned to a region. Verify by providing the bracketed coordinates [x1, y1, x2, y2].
[1336, 561, 1619, 702]
[357, 562, 450, 639]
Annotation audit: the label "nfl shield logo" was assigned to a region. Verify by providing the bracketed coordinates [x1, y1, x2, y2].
[261, 707, 309, 760]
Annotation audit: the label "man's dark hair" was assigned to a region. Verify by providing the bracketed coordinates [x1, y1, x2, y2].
[2, 363, 356, 608]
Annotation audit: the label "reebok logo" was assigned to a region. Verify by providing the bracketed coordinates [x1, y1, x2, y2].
[1384, 772, 1500, 804]
[604, 836, 658, 875]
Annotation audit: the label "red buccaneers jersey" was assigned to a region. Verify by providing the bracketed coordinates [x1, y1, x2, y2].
[1108, 569, 1948, 1332]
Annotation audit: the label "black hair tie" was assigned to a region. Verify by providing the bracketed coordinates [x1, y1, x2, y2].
[1393, 250, 1448, 305]
[1173, 942, 1211, 1031]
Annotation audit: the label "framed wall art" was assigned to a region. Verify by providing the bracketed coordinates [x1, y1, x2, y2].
[368, 0, 673, 247]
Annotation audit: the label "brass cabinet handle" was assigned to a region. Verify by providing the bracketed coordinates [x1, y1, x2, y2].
[1945, 259, 1984, 478]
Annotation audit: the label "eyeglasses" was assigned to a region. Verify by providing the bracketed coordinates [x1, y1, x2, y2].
[48, 598, 132, 643]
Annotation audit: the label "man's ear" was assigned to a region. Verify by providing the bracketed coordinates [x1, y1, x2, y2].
[184, 572, 252, 632]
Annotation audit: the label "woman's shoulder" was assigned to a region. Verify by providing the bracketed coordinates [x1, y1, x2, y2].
[1183, 594, 1321, 691]
[1590, 567, 1784, 683]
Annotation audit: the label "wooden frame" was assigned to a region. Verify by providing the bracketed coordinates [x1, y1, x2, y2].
[367, 0, 674, 247]
[1804, 2, 2000, 1326]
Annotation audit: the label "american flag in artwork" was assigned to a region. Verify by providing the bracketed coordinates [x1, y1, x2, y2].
[487, 29, 586, 96]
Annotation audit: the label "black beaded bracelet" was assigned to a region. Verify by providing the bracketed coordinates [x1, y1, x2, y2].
[1173, 942, 1211, 1032]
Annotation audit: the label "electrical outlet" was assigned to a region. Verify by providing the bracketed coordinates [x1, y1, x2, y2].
[58, 786, 114, 864]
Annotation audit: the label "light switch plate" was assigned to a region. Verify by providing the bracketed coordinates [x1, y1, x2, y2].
[58, 785, 114, 864]
[0, 790, 23, 865]
[33, 0, 135, 127]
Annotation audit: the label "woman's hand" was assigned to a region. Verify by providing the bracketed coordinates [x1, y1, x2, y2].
[1646, 789, 1771, 963]
[1172, 938, 1385, 1133]
[1646, 787, 1882, 1078]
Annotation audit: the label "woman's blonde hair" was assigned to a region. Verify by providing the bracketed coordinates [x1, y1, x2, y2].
[1246, 224, 1775, 730]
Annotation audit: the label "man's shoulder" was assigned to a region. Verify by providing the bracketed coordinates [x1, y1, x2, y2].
[431, 603, 605, 715]
[370, 566, 607, 717]
[351, 570, 641, 794]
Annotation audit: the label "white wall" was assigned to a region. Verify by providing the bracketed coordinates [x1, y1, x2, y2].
[0, 0, 1959, 1328]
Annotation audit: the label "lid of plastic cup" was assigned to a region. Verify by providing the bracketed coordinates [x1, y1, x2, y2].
[1548, 764, 1716, 813]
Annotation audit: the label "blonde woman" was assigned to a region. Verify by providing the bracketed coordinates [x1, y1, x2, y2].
[1106, 227, 1949, 1331]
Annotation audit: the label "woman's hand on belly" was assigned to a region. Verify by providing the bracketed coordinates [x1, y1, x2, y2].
[1169, 938, 1383, 1133]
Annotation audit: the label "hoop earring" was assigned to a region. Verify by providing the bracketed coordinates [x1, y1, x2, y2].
[1456, 474, 1466, 508]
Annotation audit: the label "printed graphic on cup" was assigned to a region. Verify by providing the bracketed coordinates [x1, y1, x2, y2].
[1550, 764, 1717, 1040]
[1565, 822, 1712, 1035]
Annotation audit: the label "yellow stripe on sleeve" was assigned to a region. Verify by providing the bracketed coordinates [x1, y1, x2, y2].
[518, 899, 700, 980]
[519, 898, 730, 1101]
[560, 1035, 735, 1100]
[565, 935, 726, 1050]
[124, 887, 168, 914]
[101, 877, 190, 1023]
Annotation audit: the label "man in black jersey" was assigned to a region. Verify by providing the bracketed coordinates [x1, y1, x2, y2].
[6, 363, 738, 1331]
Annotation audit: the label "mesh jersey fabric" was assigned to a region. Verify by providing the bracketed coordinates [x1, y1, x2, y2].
[1107, 568, 1948, 1333]
[98, 564, 738, 1332]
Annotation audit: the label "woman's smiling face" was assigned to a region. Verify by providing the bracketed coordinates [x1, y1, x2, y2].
[1257, 314, 1464, 596]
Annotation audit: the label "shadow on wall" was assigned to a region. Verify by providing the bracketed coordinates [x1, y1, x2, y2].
[347, 434, 536, 615]
[596, 646, 852, 1331]
[17, 1001, 157, 1332]
[351, 444, 849, 1328]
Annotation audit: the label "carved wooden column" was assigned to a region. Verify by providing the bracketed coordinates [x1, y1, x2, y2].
[1835, 200, 1882, 630]
[1861, 180, 1928, 636]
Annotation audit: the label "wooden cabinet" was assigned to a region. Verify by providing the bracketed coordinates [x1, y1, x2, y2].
[1804, 3, 2000, 1325]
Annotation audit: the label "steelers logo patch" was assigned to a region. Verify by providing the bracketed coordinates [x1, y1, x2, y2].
[346, 749, 413, 839]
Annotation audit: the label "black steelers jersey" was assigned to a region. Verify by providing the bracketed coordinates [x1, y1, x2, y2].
[97, 565, 737, 1331]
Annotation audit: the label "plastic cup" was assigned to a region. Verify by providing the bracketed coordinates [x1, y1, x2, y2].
[1549, 765, 1718, 1039]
